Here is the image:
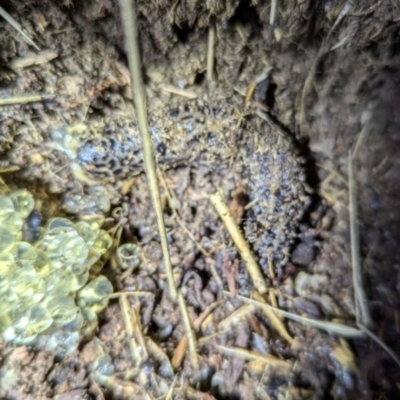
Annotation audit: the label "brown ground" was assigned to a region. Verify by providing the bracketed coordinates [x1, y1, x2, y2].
[0, 0, 400, 399]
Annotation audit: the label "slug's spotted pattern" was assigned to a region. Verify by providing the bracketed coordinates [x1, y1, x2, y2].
[52, 92, 308, 266]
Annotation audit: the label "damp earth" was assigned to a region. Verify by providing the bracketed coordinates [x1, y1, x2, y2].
[0, 1, 400, 399]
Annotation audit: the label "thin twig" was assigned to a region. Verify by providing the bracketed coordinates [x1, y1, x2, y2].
[297, 2, 351, 136]
[118, 0, 177, 299]
[177, 291, 199, 369]
[234, 86, 270, 112]
[348, 0, 382, 16]
[245, 81, 257, 104]
[216, 345, 292, 370]
[172, 300, 222, 369]
[0, 93, 54, 106]
[205, 258, 224, 287]
[348, 151, 372, 326]
[159, 84, 198, 99]
[252, 291, 294, 343]
[270, 0, 278, 25]
[0, 5, 40, 50]
[0, 166, 20, 173]
[165, 374, 179, 400]
[108, 291, 154, 299]
[227, 292, 365, 338]
[157, 170, 223, 286]
[207, 22, 216, 82]
[267, 260, 279, 310]
[360, 324, 400, 368]
[210, 191, 268, 294]
[218, 304, 256, 331]
[119, 294, 145, 366]
[157, 170, 211, 258]
[352, 116, 372, 159]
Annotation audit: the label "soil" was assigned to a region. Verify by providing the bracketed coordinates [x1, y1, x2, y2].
[0, 0, 400, 399]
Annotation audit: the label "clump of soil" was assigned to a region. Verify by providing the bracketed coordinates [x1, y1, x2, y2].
[0, 0, 400, 399]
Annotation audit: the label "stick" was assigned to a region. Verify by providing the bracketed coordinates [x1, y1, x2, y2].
[0, 6, 39, 50]
[118, 0, 177, 299]
[177, 291, 199, 369]
[207, 23, 216, 82]
[159, 84, 198, 99]
[210, 191, 268, 294]
[348, 151, 372, 326]
[228, 292, 364, 338]
[270, 0, 278, 25]
[0, 93, 53, 106]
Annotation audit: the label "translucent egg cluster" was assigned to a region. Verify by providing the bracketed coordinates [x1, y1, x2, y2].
[0, 189, 113, 355]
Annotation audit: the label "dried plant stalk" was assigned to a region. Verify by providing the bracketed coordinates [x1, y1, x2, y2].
[218, 304, 256, 331]
[210, 191, 268, 294]
[177, 291, 199, 369]
[229, 292, 364, 338]
[172, 301, 222, 369]
[159, 84, 198, 99]
[216, 345, 292, 370]
[119, 294, 143, 366]
[118, 0, 176, 299]
[0, 93, 53, 106]
[252, 291, 293, 343]
[0, 5, 39, 50]
[207, 23, 216, 81]
[270, 0, 278, 25]
[348, 151, 372, 326]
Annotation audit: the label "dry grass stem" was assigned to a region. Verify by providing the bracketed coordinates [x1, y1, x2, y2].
[159, 84, 198, 99]
[210, 191, 268, 294]
[298, 3, 351, 135]
[348, 151, 372, 326]
[298, 48, 324, 135]
[245, 81, 257, 104]
[234, 86, 270, 112]
[157, 170, 211, 258]
[207, 23, 216, 81]
[0, 166, 20, 173]
[119, 294, 147, 365]
[255, 67, 272, 84]
[360, 324, 400, 368]
[198, 329, 231, 347]
[174, 213, 210, 257]
[171, 334, 189, 370]
[205, 258, 224, 287]
[255, 109, 288, 137]
[228, 292, 365, 338]
[0, 93, 54, 106]
[172, 301, 222, 369]
[317, 162, 348, 186]
[177, 291, 199, 369]
[158, 170, 224, 286]
[252, 291, 294, 343]
[330, 3, 352, 33]
[270, 0, 278, 25]
[217, 304, 256, 331]
[108, 291, 154, 299]
[267, 260, 279, 310]
[0, 5, 40, 50]
[216, 345, 292, 370]
[165, 374, 179, 400]
[146, 338, 174, 378]
[244, 197, 259, 210]
[118, 0, 176, 299]
[352, 116, 372, 159]
[349, 0, 382, 16]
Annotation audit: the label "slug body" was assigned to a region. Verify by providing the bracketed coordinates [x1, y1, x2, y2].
[55, 95, 308, 266]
